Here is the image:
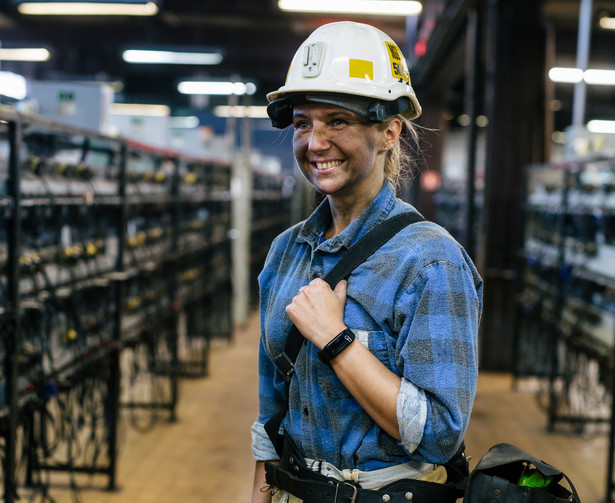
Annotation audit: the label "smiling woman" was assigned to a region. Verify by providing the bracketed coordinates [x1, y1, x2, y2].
[250, 21, 483, 503]
[290, 104, 396, 227]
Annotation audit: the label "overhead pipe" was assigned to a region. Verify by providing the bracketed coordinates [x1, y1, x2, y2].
[572, 0, 593, 128]
[463, 5, 482, 260]
[567, 0, 593, 159]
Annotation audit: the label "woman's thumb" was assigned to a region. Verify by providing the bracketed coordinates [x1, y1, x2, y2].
[334, 279, 347, 301]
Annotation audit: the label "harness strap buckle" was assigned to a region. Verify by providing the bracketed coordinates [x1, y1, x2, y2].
[334, 481, 358, 503]
[273, 352, 295, 382]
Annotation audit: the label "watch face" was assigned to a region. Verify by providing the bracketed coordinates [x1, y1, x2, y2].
[318, 329, 355, 366]
[341, 332, 354, 345]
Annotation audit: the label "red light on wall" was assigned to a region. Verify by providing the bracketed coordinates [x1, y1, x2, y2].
[414, 39, 427, 57]
[420, 170, 441, 192]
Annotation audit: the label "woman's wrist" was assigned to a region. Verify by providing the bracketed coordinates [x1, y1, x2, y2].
[317, 328, 355, 366]
[315, 323, 348, 349]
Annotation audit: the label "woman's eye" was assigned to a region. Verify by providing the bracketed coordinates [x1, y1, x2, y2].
[293, 120, 310, 129]
[330, 119, 346, 127]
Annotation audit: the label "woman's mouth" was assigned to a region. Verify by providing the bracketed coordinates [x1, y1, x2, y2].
[314, 160, 343, 171]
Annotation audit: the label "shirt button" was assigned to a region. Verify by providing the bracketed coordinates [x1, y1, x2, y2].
[382, 495, 391, 502]
[405, 492, 413, 500]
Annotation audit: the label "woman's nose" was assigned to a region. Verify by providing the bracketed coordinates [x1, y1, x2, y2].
[308, 123, 330, 152]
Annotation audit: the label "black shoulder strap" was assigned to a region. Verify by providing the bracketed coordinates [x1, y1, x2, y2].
[265, 211, 424, 457]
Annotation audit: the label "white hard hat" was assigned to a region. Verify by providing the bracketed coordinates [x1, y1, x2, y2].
[267, 21, 422, 129]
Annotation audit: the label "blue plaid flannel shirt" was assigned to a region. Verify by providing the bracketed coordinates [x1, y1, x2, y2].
[252, 181, 483, 470]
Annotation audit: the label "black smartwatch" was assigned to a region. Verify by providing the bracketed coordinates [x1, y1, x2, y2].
[317, 328, 356, 367]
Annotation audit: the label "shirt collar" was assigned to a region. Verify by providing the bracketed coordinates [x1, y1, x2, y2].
[296, 181, 397, 252]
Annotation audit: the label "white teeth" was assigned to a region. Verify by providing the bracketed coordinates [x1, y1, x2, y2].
[315, 161, 341, 170]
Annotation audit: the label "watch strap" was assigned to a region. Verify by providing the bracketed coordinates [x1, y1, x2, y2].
[317, 328, 356, 367]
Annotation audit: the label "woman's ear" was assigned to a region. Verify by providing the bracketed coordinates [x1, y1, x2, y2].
[383, 117, 402, 148]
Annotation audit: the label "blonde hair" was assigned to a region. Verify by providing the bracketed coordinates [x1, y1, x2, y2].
[379, 115, 420, 189]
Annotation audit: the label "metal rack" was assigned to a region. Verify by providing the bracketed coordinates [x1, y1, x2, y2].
[249, 168, 296, 308]
[513, 156, 615, 501]
[0, 106, 233, 502]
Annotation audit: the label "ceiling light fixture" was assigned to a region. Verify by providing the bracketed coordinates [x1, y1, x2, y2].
[278, 0, 422, 16]
[548, 67, 584, 83]
[169, 116, 200, 128]
[111, 103, 170, 116]
[122, 49, 223, 65]
[0, 48, 51, 62]
[0, 71, 28, 100]
[587, 120, 615, 134]
[177, 81, 257, 96]
[583, 69, 615, 85]
[599, 14, 615, 30]
[548, 67, 615, 85]
[213, 106, 269, 119]
[16, 1, 159, 16]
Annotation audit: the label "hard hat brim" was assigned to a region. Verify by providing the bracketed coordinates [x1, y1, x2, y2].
[267, 92, 418, 129]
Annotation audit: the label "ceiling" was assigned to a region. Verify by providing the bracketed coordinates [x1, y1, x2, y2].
[0, 0, 411, 112]
[0, 0, 614, 130]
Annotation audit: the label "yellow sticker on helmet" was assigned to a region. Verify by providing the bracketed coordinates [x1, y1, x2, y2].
[349, 59, 374, 80]
[385, 41, 410, 83]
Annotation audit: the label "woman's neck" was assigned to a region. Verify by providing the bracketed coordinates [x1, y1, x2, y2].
[325, 181, 385, 239]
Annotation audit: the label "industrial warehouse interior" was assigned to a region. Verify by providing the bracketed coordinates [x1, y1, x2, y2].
[1, 0, 615, 502]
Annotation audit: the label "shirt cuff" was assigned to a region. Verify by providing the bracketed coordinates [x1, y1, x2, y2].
[396, 378, 427, 454]
[251, 420, 280, 461]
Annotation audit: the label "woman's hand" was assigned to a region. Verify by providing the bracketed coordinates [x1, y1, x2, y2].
[287, 278, 403, 440]
[285, 278, 348, 349]
[251, 461, 272, 503]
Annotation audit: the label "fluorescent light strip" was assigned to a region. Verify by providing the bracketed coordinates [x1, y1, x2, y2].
[17, 2, 159, 16]
[599, 16, 615, 30]
[548, 67, 583, 83]
[213, 106, 269, 119]
[278, 0, 422, 16]
[0, 71, 28, 100]
[112, 103, 170, 117]
[549, 67, 615, 85]
[169, 116, 200, 128]
[123, 49, 223, 65]
[178, 81, 256, 96]
[584, 69, 615, 85]
[0, 48, 51, 62]
[587, 120, 615, 134]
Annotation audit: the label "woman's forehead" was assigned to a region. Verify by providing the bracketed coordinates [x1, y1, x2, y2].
[292, 103, 364, 120]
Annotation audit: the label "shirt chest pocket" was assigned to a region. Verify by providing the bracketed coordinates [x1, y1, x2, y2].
[317, 329, 393, 399]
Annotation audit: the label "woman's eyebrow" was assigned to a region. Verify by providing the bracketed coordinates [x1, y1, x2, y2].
[293, 110, 356, 120]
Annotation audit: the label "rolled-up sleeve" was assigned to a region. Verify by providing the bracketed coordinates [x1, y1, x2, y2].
[396, 378, 427, 454]
[395, 258, 481, 464]
[251, 420, 278, 461]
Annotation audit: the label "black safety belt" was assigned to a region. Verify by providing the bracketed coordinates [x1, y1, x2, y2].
[264, 211, 425, 457]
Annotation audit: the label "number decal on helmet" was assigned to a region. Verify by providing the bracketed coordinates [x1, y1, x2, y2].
[385, 42, 410, 83]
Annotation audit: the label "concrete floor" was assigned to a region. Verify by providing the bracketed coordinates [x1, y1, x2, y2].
[27, 312, 610, 502]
